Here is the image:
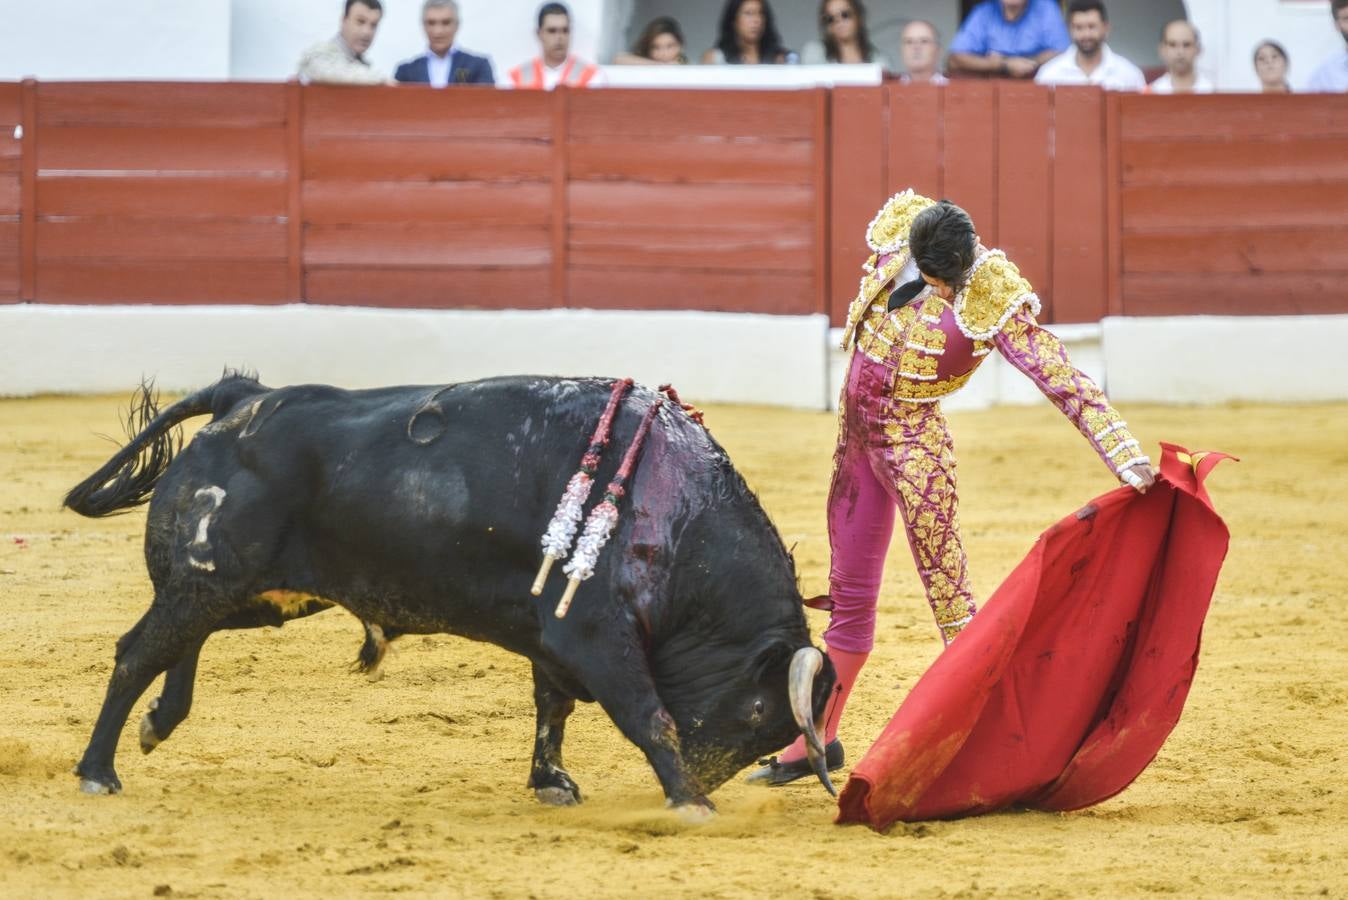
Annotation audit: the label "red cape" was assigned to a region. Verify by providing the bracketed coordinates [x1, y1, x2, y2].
[836, 444, 1233, 830]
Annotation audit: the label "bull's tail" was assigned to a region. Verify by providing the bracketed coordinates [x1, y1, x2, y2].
[64, 372, 267, 518]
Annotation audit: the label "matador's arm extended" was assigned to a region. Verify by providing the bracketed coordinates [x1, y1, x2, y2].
[992, 307, 1151, 480]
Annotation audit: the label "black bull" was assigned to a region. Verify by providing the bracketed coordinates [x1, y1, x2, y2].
[64, 374, 838, 813]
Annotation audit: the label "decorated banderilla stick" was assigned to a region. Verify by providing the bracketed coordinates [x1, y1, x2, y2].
[556, 397, 665, 619]
[530, 378, 633, 596]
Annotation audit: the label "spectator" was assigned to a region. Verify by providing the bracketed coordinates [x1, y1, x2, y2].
[1253, 40, 1291, 94]
[613, 16, 688, 64]
[1148, 20, 1215, 93]
[1307, 0, 1348, 92]
[1035, 0, 1145, 91]
[702, 0, 796, 65]
[297, 0, 389, 85]
[947, 0, 1069, 79]
[394, 0, 495, 87]
[507, 3, 605, 89]
[899, 20, 948, 84]
[802, 0, 894, 70]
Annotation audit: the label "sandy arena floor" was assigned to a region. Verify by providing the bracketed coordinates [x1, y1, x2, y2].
[1, 390, 1345, 898]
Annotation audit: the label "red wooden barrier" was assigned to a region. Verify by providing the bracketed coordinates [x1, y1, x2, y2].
[8, 81, 1348, 322]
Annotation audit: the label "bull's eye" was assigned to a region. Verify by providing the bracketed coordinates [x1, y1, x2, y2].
[752, 699, 765, 717]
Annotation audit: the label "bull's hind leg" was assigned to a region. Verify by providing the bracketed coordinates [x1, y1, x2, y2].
[527, 662, 581, 806]
[138, 636, 206, 753]
[75, 599, 218, 794]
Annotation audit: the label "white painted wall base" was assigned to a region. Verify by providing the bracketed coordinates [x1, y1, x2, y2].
[5, 307, 1345, 409]
[0, 305, 830, 408]
[1103, 315, 1348, 405]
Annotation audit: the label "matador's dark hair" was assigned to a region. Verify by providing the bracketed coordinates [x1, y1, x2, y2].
[909, 200, 977, 293]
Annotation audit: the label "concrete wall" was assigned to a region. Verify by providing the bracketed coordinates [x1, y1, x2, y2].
[6, 305, 1345, 408]
[1187, 0, 1344, 91]
[0, 0, 232, 80]
[0, 306, 832, 407]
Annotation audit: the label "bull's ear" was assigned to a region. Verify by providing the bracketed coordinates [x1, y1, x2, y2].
[748, 640, 795, 683]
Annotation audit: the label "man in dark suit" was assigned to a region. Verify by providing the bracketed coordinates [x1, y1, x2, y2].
[394, 0, 496, 86]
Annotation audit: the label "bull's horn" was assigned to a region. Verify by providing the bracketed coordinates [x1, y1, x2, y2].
[788, 646, 836, 797]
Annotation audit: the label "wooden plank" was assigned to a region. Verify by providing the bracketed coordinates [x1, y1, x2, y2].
[942, 80, 997, 246]
[37, 176, 287, 217]
[0, 82, 19, 172]
[37, 220, 287, 261]
[1121, 137, 1348, 187]
[1123, 226, 1348, 274]
[569, 222, 812, 271]
[1051, 86, 1107, 323]
[1123, 183, 1348, 230]
[1120, 94, 1348, 142]
[1122, 272, 1348, 316]
[39, 126, 287, 172]
[1104, 91, 1123, 318]
[0, 174, 17, 216]
[569, 266, 815, 315]
[37, 82, 287, 128]
[20, 79, 35, 300]
[552, 89, 568, 307]
[830, 86, 885, 325]
[302, 180, 552, 225]
[0, 220, 17, 300]
[306, 266, 552, 308]
[303, 86, 552, 139]
[303, 223, 550, 267]
[568, 182, 814, 228]
[304, 137, 552, 182]
[568, 139, 812, 185]
[995, 81, 1052, 318]
[886, 83, 942, 198]
[38, 259, 290, 304]
[287, 80, 303, 303]
[569, 89, 816, 141]
[811, 87, 828, 317]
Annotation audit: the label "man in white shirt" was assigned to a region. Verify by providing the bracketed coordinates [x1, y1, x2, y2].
[898, 20, 950, 85]
[1035, 0, 1145, 90]
[1308, 0, 1348, 92]
[1148, 19, 1215, 94]
[297, 0, 389, 85]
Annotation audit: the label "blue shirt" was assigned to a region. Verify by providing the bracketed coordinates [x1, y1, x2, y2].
[949, 0, 1071, 59]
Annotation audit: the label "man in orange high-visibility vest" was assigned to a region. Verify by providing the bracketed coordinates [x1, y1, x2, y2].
[507, 2, 605, 89]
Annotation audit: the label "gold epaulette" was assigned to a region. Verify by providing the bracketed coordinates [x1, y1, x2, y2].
[841, 189, 937, 349]
[953, 250, 1041, 341]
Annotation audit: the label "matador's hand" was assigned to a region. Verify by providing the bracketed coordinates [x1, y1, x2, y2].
[1121, 464, 1156, 493]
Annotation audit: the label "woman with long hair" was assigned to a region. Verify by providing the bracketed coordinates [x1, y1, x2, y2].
[1253, 39, 1292, 92]
[614, 15, 687, 64]
[802, 0, 893, 70]
[702, 0, 795, 65]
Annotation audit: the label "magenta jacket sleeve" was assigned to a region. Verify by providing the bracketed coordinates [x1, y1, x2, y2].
[992, 308, 1150, 478]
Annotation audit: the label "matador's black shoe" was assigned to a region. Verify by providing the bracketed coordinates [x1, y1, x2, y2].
[744, 740, 844, 786]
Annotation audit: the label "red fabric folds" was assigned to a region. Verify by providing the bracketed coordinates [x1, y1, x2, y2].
[835, 443, 1234, 830]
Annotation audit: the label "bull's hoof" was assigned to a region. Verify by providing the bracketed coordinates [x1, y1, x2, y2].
[534, 786, 581, 807]
[139, 700, 163, 754]
[671, 800, 716, 824]
[74, 763, 122, 795]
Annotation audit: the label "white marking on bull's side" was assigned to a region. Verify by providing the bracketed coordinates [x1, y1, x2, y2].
[187, 486, 226, 573]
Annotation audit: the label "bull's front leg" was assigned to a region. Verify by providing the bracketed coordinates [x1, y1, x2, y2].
[527, 662, 581, 806]
[552, 628, 713, 817]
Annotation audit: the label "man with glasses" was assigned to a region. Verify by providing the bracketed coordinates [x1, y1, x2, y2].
[898, 20, 948, 84]
[507, 2, 605, 89]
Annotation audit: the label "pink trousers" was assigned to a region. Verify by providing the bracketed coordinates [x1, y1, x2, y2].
[824, 352, 978, 651]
